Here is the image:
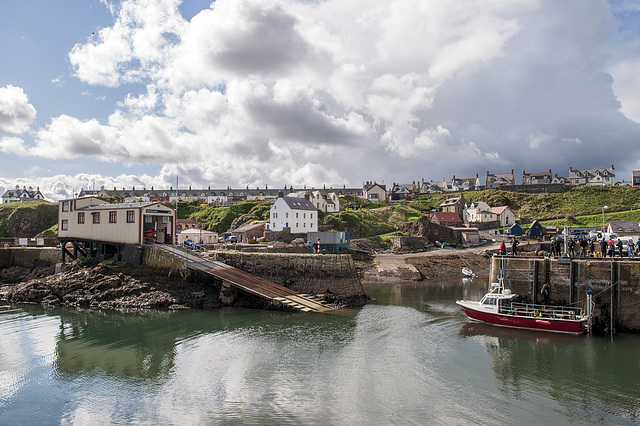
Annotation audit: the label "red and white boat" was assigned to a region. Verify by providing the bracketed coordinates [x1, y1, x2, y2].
[456, 278, 589, 335]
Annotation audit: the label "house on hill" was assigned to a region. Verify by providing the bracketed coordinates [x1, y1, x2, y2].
[268, 195, 318, 233]
[463, 201, 497, 223]
[440, 194, 466, 220]
[523, 169, 552, 185]
[633, 170, 640, 187]
[362, 181, 387, 201]
[485, 170, 515, 189]
[450, 174, 480, 191]
[491, 206, 516, 228]
[2, 185, 45, 203]
[569, 165, 615, 186]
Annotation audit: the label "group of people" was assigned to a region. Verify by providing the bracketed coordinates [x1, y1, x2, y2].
[499, 238, 519, 256]
[549, 236, 640, 258]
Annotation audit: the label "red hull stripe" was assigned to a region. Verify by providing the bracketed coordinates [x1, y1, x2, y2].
[460, 306, 585, 335]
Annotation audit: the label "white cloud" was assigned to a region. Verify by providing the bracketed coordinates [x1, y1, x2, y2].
[0, 85, 37, 135]
[0, 137, 29, 156]
[5, 0, 640, 188]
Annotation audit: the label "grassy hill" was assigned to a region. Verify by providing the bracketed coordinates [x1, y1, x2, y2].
[0, 201, 58, 238]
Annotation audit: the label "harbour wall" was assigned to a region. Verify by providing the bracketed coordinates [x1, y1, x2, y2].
[489, 256, 640, 333]
[0, 247, 60, 268]
[143, 247, 368, 304]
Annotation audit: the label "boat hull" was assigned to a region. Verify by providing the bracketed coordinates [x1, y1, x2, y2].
[457, 302, 586, 335]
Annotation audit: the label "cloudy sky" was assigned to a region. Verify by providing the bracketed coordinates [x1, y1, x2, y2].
[1, 0, 640, 201]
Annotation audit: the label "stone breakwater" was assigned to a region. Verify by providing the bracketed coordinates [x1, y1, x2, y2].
[174, 250, 369, 306]
[2, 247, 369, 310]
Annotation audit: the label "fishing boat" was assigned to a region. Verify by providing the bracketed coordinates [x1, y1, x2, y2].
[456, 277, 589, 335]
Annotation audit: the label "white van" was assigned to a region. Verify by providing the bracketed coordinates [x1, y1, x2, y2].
[589, 231, 620, 242]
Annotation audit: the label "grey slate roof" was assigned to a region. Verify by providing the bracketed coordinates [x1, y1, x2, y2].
[272, 196, 317, 211]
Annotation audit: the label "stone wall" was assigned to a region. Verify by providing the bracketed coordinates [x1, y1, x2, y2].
[209, 251, 367, 304]
[142, 247, 367, 306]
[0, 247, 60, 268]
[489, 256, 640, 333]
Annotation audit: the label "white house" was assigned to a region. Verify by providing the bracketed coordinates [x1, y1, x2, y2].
[291, 190, 340, 213]
[269, 196, 318, 233]
[178, 228, 218, 245]
[463, 201, 497, 223]
[2, 185, 45, 203]
[491, 206, 516, 228]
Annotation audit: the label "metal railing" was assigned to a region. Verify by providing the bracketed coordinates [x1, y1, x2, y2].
[501, 302, 584, 320]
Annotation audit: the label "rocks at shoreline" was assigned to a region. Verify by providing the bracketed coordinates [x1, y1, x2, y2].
[4, 261, 224, 310]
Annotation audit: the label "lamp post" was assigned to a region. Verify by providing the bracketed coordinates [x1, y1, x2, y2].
[602, 205, 608, 231]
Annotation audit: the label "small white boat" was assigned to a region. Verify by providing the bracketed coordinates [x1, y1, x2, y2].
[461, 267, 474, 277]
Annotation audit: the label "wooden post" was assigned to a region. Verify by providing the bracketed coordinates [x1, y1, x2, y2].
[610, 261, 616, 338]
[533, 260, 539, 304]
[569, 260, 575, 305]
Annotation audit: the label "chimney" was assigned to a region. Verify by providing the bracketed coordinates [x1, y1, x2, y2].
[278, 190, 284, 198]
[612, 164, 615, 170]
[304, 192, 310, 200]
[570, 166, 573, 172]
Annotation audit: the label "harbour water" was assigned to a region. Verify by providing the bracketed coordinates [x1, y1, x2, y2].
[1, 278, 639, 425]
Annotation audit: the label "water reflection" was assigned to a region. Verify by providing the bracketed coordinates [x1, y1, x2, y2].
[1, 278, 640, 424]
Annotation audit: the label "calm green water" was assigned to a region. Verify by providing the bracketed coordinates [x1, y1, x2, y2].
[1, 279, 639, 425]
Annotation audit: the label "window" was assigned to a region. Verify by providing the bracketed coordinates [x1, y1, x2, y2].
[93, 212, 100, 224]
[296, 223, 299, 228]
[61, 219, 68, 230]
[127, 210, 135, 223]
[77, 212, 85, 224]
[310, 214, 313, 219]
[296, 213, 299, 218]
[62, 201, 69, 212]
[145, 215, 153, 224]
[303, 213, 306, 219]
[162, 216, 169, 223]
[303, 223, 306, 228]
[109, 211, 117, 223]
[286, 212, 288, 218]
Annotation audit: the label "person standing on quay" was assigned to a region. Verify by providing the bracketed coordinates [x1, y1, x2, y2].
[628, 240, 635, 259]
[499, 240, 507, 256]
[617, 239, 624, 257]
[600, 238, 607, 258]
[511, 237, 519, 256]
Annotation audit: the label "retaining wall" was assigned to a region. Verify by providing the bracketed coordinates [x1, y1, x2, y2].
[490, 256, 640, 333]
[0, 247, 60, 268]
[142, 247, 367, 305]
[210, 251, 367, 302]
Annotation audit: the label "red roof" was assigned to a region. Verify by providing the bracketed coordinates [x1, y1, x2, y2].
[430, 212, 462, 223]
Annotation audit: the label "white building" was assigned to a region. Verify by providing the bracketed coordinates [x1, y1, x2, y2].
[269, 196, 318, 233]
[2, 185, 45, 203]
[58, 196, 176, 245]
[491, 206, 516, 228]
[178, 228, 219, 245]
[463, 201, 497, 223]
[291, 190, 340, 213]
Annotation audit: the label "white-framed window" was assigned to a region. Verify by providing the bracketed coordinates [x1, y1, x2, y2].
[109, 211, 117, 223]
[127, 211, 135, 223]
[62, 201, 69, 212]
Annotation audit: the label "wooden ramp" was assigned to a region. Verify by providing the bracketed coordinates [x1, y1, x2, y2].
[154, 245, 332, 313]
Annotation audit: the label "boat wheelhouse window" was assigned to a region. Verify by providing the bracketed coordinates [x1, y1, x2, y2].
[482, 296, 497, 305]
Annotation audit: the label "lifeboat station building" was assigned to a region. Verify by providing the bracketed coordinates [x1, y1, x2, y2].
[58, 196, 176, 264]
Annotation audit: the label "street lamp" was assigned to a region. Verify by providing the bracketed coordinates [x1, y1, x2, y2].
[602, 205, 608, 231]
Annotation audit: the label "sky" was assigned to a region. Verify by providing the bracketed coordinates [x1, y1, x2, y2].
[1, 0, 640, 201]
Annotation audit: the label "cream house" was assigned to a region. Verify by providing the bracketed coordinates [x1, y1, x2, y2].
[58, 196, 176, 245]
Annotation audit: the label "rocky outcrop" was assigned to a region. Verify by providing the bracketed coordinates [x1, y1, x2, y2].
[5, 261, 227, 310]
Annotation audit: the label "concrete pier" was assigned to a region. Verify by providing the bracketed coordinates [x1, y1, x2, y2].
[490, 255, 640, 333]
